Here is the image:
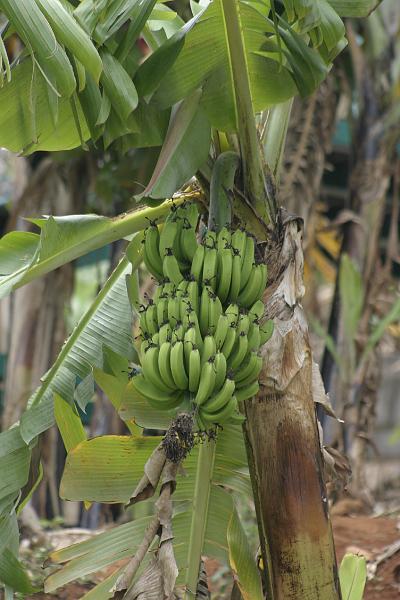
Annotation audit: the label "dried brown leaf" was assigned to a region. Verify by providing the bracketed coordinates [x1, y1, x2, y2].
[127, 443, 166, 507]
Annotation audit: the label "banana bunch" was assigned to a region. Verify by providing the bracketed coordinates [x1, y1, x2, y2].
[143, 205, 267, 311]
[191, 227, 268, 310]
[133, 202, 273, 430]
[142, 203, 199, 283]
[132, 282, 273, 429]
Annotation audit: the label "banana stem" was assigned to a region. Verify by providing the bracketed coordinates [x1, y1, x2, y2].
[17, 197, 189, 290]
[184, 439, 216, 599]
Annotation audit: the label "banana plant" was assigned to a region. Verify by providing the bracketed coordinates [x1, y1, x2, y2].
[0, 0, 382, 597]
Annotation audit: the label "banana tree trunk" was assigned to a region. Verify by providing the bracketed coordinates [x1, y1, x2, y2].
[244, 211, 341, 600]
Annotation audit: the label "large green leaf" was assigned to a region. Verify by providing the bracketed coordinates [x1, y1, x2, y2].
[45, 515, 153, 592]
[328, 0, 382, 16]
[284, 0, 381, 19]
[0, 231, 39, 297]
[134, 9, 204, 98]
[153, 0, 297, 131]
[1, 0, 76, 97]
[60, 428, 250, 503]
[52, 427, 259, 597]
[119, 378, 175, 429]
[100, 51, 138, 122]
[20, 253, 135, 443]
[74, 0, 147, 45]
[227, 508, 261, 600]
[0, 445, 31, 499]
[0, 58, 88, 153]
[143, 89, 211, 198]
[339, 554, 367, 600]
[54, 394, 87, 453]
[34, 0, 102, 82]
[0, 199, 183, 299]
[0, 548, 39, 594]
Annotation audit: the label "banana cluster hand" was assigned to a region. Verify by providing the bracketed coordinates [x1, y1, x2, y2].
[131, 203, 273, 430]
[143, 203, 199, 283]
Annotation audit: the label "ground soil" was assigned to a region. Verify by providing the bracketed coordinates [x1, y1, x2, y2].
[16, 515, 400, 599]
[333, 516, 400, 600]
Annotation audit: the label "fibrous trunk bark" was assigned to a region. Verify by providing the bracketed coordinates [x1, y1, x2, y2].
[244, 211, 340, 600]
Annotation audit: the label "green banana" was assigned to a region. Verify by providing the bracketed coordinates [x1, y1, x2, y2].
[234, 352, 260, 382]
[231, 229, 247, 266]
[144, 225, 163, 274]
[237, 313, 250, 336]
[186, 310, 203, 351]
[216, 244, 233, 304]
[172, 215, 187, 265]
[259, 319, 274, 345]
[187, 279, 199, 315]
[207, 293, 222, 335]
[184, 324, 197, 369]
[170, 341, 189, 390]
[143, 243, 163, 280]
[202, 376, 235, 413]
[199, 285, 210, 337]
[214, 314, 229, 350]
[194, 358, 216, 406]
[214, 351, 227, 392]
[221, 324, 237, 359]
[153, 282, 164, 304]
[188, 347, 201, 393]
[190, 244, 205, 281]
[180, 221, 198, 262]
[240, 235, 255, 291]
[176, 278, 189, 297]
[172, 320, 184, 342]
[257, 263, 268, 301]
[249, 300, 265, 321]
[158, 342, 177, 390]
[157, 296, 168, 326]
[159, 322, 172, 346]
[167, 296, 180, 325]
[163, 280, 175, 297]
[235, 380, 259, 402]
[236, 356, 263, 388]
[202, 244, 218, 291]
[180, 202, 199, 229]
[225, 303, 239, 325]
[131, 375, 183, 410]
[163, 248, 184, 285]
[228, 251, 242, 302]
[247, 322, 261, 351]
[217, 227, 231, 253]
[201, 335, 216, 366]
[228, 332, 249, 371]
[159, 218, 178, 258]
[139, 309, 149, 336]
[237, 263, 263, 308]
[140, 338, 151, 361]
[142, 344, 173, 393]
[201, 394, 238, 425]
[145, 303, 158, 335]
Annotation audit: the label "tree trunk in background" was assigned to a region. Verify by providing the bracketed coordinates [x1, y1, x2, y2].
[320, 24, 394, 473]
[244, 212, 340, 600]
[280, 76, 337, 224]
[2, 158, 75, 429]
[0, 155, 92, 518]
